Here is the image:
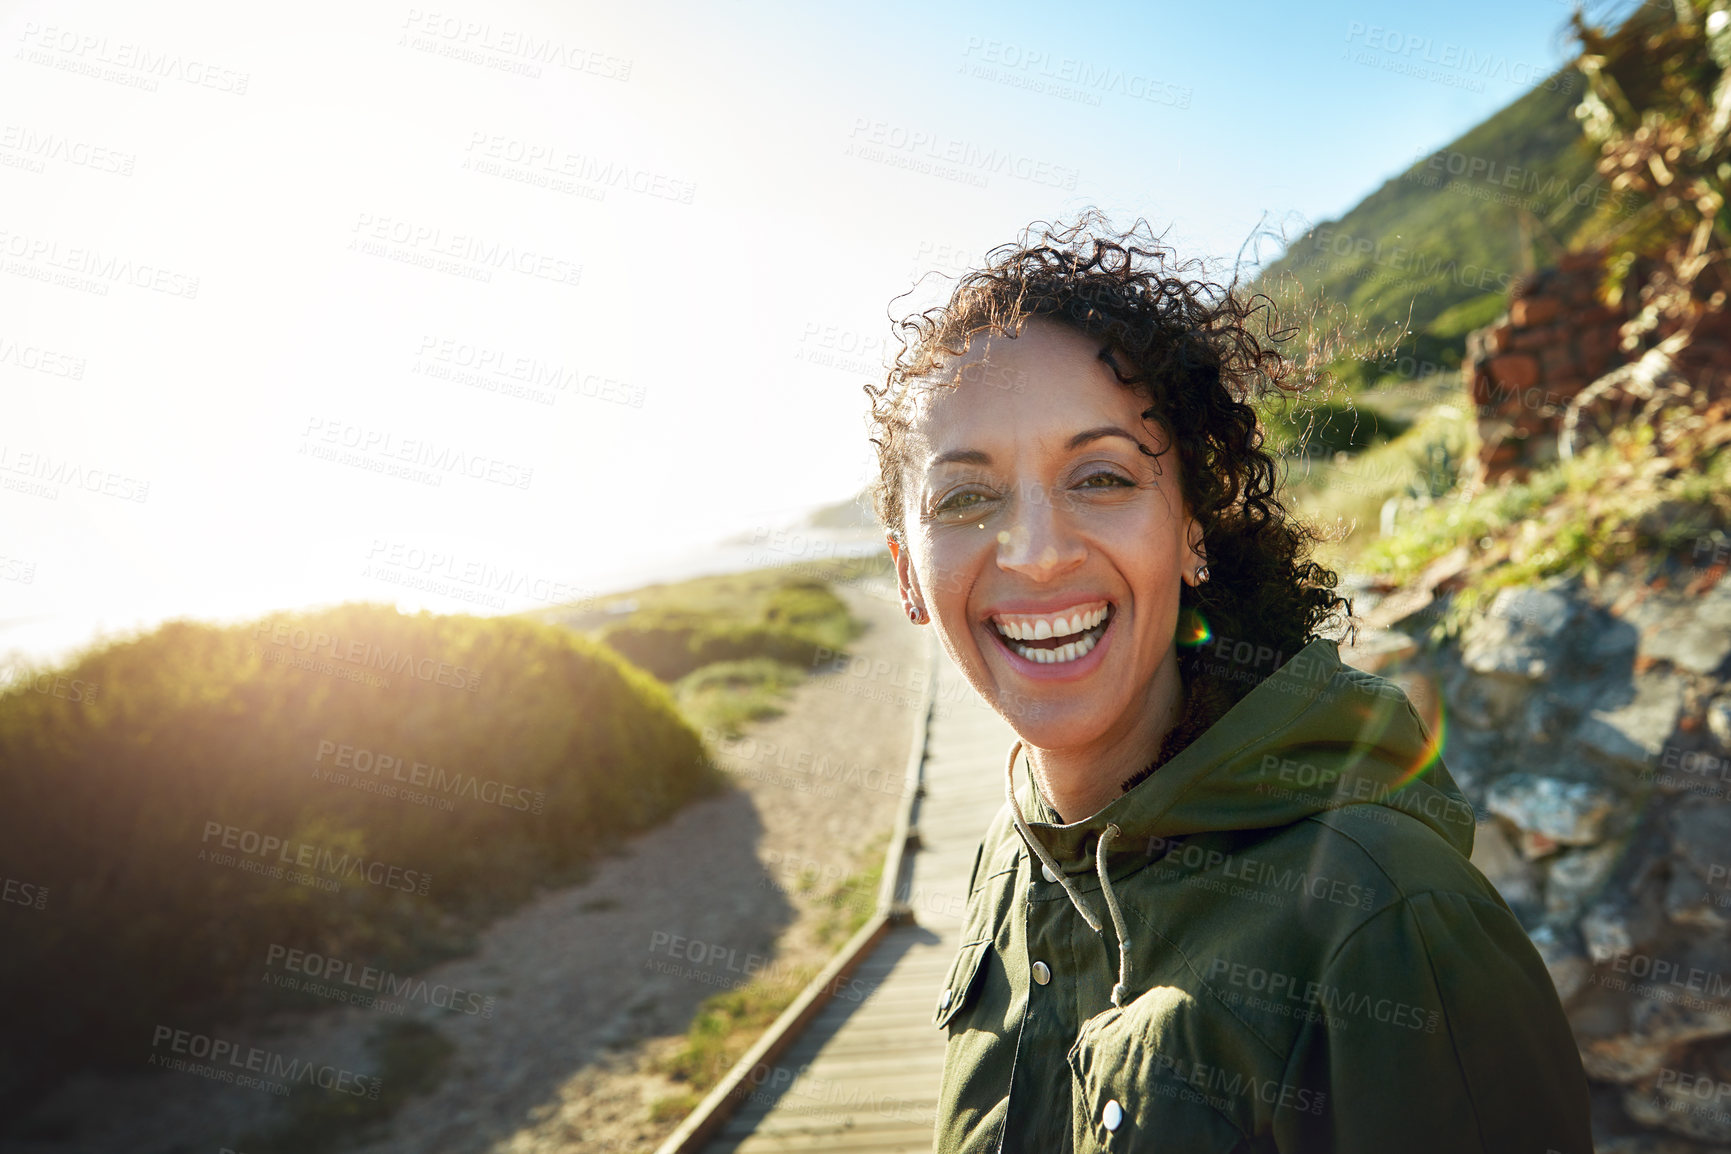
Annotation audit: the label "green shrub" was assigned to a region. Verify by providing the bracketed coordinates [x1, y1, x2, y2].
[0, 603, 721, 1108]
[597, 578, 858, 683]
[673, 659, 807, 737]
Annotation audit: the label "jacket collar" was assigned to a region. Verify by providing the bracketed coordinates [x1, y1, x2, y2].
[1009, 636, 1468, 879]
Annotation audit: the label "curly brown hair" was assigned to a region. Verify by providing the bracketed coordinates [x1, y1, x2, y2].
[864, 213, 1355, 787]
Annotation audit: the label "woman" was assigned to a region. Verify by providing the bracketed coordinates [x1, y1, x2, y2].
[865, 216, 1593, 1152]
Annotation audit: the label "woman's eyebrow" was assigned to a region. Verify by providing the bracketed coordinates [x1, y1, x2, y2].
[925, 426, 1146, 470]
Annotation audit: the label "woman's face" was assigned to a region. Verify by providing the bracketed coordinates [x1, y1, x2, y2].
[890, 317, 1205, 752]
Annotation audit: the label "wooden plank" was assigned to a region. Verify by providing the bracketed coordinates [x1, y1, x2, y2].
[699, 653, 1015, 1154]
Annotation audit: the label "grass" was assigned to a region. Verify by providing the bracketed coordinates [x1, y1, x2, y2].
[808, 830, 889, 949]
[1257, 396, 1414, 458]
[536, 565, 869, 738]
[1356, 413, 1731, 641]
[646, 836, 890, 1125]
[1280, 402, 1477, 573]
[584, 575, 864, 685]
[671, 658, 809, 737]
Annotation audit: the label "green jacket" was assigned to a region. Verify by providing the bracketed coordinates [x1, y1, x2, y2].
[932, 637, 1593, 1153]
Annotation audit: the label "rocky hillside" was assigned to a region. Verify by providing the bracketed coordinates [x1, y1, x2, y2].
[1358, 553, 1731, 1151]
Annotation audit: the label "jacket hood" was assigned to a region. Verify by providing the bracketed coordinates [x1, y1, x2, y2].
[1014, 637, 1474, 873]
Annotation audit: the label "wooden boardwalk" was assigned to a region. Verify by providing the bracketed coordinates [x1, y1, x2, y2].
[703, 654, 1015, 1154]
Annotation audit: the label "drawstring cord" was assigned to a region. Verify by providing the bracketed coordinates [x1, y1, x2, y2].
[1095, 823, 1133, 1008]
[1005, 741, 1136, 1008]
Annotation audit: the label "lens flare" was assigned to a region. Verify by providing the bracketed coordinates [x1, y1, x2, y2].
[1176, 606, 1211, 648]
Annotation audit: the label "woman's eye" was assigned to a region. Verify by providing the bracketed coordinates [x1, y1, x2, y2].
[1077, 471, 1134, 489]
[935, 490, 989, 515]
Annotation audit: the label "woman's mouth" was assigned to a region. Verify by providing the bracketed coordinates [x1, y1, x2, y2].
[987, 602, 1114, 665]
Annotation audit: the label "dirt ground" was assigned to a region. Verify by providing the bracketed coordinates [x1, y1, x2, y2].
[8, 580, 930, 1154]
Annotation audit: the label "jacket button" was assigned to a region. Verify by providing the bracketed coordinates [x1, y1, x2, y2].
[1102, 1099, 1123, 1132]
[938, 988, 953, 1012]
[1031, 960, 1051, 985]
[1041, 862, 1059, 883]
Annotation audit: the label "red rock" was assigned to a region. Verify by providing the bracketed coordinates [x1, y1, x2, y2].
[1489, 353, 1541, 388]
[1541, 345, 1581, 378]
[1513, 326, 1563, 351]
[1512, 297, 1564, 326]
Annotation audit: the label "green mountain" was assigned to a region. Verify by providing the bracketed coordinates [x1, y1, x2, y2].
[1258, 66, 1634, 390]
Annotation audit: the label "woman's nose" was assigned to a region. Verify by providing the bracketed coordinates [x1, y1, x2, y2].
[996, 483, 1084, 580]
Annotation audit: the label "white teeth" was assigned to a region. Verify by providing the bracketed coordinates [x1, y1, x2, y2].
[1003, 624, 1103, 665]
[992, 605, 1107, 643]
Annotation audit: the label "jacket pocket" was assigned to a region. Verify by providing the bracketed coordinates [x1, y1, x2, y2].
[1067, 990, 1252, 1152]
[933, 938, 990, 1029]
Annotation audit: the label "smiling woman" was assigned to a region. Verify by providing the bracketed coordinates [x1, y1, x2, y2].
[864, 215, 1593, 1153]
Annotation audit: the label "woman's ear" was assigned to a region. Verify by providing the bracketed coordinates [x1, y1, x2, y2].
[1184, 516, 1207, 582]
[887, 529, 928, 622]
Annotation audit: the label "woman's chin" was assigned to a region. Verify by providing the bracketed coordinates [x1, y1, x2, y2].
[991, 699, 1118, 753]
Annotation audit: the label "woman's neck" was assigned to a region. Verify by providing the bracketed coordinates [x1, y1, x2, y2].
[1026, 655, 1186, 824]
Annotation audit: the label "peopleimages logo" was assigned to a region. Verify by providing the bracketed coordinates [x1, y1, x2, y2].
[1311, 228, 1513, 294]
[149, 1025, 379, 1098]
[1343, 22, 1574, 95]
[264, 944, 496, 1017]
[312, 739, 545, 814]
[251, 621, 481, 692]
[199, 821, 432, 896]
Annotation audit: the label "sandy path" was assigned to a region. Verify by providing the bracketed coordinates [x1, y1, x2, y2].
[9, 579, 931, 1154]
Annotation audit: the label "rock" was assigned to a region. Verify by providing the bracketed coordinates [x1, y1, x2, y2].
[1512, 296, 1563, 326]
[1664, 867, 1731, 930]
[1585, 616, 1642, 668]
[1709, 696, 1731, 750]
[1578, 976, 1731, 1086]
[1459, 586, 1576, 679]
[1593, 1135, 1731, 1154]
[1436, 730, 1493, 799]
[1662, 802, 1731, 928]
[1489, 352, 1541, 388]
[1469, 819, 1542, 913]
[1623, 1076, 1731, 1144]
[1524, 678, 1606, 745]
[1581, 896, 1664, 964]
[1639, 582, 1731, 675]
[1522, 829, 1564, 859]
[1528, 921, 1593, 1005]
[1486, 773, 1619, 846]
[1671, 801, 1731, 880]
[1446, 664, 1534, 731]
[1549, 841, 1627, 923]
[1642, 745, 1731, 799]
[1627, 988, 1731, 1070]
[1579, 673, 1688, 770]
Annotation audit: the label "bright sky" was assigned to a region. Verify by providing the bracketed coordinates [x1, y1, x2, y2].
[0, 0, 1590, 663]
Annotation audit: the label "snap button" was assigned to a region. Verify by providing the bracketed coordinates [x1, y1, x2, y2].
[1032, 960, 1051, 985]
[1041, 862, 1059, 883]
[938, 988, 953, 1012]
[1102, 1098, 1123, 1132]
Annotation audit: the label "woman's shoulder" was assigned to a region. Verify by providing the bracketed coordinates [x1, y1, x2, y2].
[1293, 798, 1497, 908]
